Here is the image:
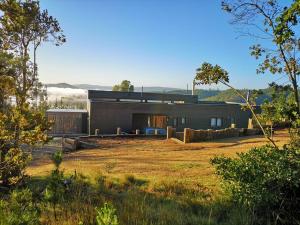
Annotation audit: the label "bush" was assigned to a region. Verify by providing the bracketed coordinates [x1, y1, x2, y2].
[0, 147, 31, 186]
[0, 188, 40, 225]
[95, 203, 119, 225]
[211, 145, 300, 225]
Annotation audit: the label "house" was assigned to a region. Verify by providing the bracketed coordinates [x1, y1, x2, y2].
[87, 90, 252, 135]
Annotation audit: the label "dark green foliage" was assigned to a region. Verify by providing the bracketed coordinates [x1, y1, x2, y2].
[112, 80, 134, 92]
[0, 188, 40, 225]
[211, 145, 300, 224]
[260, 83, 298, 127]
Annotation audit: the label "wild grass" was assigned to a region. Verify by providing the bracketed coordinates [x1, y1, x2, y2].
[23, 131, 289, 224]
[23, 173, 251, 225]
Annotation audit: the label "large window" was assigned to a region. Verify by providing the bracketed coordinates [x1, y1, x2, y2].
[211, 117, 222, 128]
[210, 118, 217, 127]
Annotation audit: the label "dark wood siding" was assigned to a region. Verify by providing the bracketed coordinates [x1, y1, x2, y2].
[89, 101, 251, 134]
[47, 112, 88, 135]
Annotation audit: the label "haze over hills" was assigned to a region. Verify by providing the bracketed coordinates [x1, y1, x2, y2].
[46, 83, 184, 92]
[45, 83, 273, 104]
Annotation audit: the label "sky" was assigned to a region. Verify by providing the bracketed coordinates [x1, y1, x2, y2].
[37, 0, 288, 90]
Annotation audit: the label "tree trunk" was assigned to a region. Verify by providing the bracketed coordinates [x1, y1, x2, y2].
[291, 77, 300, 115]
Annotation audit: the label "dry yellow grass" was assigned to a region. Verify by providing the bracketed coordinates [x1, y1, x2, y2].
[27, 131, 289, 192]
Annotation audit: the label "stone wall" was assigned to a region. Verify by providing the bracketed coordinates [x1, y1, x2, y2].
[167, 127, 261, 143]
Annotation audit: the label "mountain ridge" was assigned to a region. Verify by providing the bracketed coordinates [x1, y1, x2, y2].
[45, 83, 272, 104]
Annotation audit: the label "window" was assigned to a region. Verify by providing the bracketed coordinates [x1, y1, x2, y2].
[217, 118, 222, 127]
[210, 118, 217, 127]
[181, 117, 186, 125]
[211, 117, 222, 128]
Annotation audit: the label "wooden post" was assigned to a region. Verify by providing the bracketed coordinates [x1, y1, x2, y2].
[154, 129, 159, 135]
[248, 118, 253, 129]
[184, 128, 193, 143]
[117, 127, 122, 135]
[167, 126, 174, 139]
[184, 128, 188, 143]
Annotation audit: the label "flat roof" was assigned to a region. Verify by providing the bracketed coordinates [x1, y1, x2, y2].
[47, 109, 88, 113]
[88, 90, 198, 103]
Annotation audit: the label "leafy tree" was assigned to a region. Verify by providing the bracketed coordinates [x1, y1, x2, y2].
[194, 62, 277, 147]
[260, 83, 297, 126]
[221, 0, 300, 114]
[112, 80, 134, 92]
[0, 0, 65, 186]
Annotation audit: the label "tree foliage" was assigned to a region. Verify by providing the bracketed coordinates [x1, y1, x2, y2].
[0, 0, 65, 186]
[221, 0, 300, 114]
[260, 83, 298, 126]
[194, 62, 277, 147]
[212, 144, 300, 225]
[0, 188, 40, 225]
[112, 80, 134, 92]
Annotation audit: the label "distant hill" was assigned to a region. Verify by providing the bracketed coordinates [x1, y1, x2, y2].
[204, 88, 272, 104]
[47, 83, 184, 93]
[166, 89, 222, 100]
[46, 83, 78, 89]
[44, 83, 274, 104]
[74, 84, 112, 90]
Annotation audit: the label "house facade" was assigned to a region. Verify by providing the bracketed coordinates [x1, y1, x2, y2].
[87, 90, 252, 135]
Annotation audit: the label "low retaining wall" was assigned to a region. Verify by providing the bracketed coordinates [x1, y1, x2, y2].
[167, 127, 262, 144]
[62, 137, 99, 151]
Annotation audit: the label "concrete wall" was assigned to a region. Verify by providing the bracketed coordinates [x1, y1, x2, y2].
[88, 100, 252, 135]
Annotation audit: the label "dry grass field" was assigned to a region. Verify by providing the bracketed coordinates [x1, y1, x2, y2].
[24, 131, 291, 225]
[28, 131, 289, 193]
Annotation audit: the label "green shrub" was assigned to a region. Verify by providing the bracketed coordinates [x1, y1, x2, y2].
[0, 147, 31, 186]
[211, 145, 300, 224]
[95, 203, 119, 225]
[0, 188, 40, 225]
[44, 150, 65, 220]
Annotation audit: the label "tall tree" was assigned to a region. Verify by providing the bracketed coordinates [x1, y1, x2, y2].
[0, 0, 65, 186]
[221, 0, 300, 114]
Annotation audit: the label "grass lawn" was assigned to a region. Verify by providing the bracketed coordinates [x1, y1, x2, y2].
[26, 131, 289, 225]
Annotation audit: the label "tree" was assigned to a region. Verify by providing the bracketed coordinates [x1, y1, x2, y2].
[221, 0, 300, 115]
[0, 0, 65, 186]
[0, 51, 16, 113]
[194, 62, 277, 147]
[112, 80, 134, 92]
[260, 83, 296, 126]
